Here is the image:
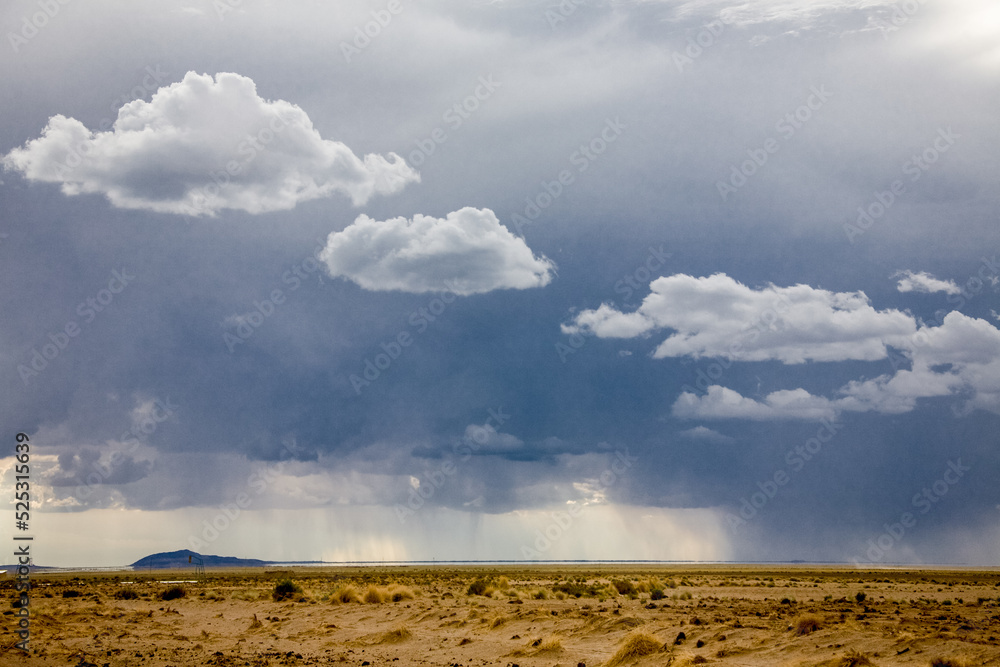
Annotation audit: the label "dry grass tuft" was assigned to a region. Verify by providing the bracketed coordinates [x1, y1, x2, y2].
[377, 625, 412, 643]
[795, 614, 822, 635]
[328, 583, 414, 603]
[231, 589, 261, 601]
[330, 585, 361, 604]
[535, 635, 563, 653]
[606, 632, 663, 666]
[388, 585, 415, 602]
[364, 584, 386, 604]
[834, 649, 874, 666]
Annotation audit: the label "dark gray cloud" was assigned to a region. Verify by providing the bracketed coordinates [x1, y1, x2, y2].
[48, 448, 153, 487]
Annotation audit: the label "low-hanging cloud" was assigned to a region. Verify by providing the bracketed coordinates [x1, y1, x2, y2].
[563, 273, 916, 363]
[674, 386, 843, 422]
[673, 311, 1000, 420]
[1, 71, 419, 216]
[564, 273, 1000, 420]
[678, 426, 737, 444]
[320, 207, 556, 295]
[894, 270, 962, 295]
[842, 311, 1000, 415]
[47, 448, 153, 488]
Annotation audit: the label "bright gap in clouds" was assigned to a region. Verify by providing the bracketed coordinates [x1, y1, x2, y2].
[908, 0, 1000, 69]
[15, 505, 732, 567]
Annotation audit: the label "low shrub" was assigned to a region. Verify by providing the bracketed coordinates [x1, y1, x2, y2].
[612, 579, 637, 596]
[552, 581, 605, 598]
[272, 579, 303, 602]
[161, 586, 186, 601]
[794, 614, 822, 635]
[467, 578, 492, 596]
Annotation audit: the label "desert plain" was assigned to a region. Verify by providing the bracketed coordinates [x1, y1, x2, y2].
[3, 565, 1000, 667]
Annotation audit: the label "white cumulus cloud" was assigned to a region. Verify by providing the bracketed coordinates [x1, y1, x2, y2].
[1, 71, 419, 216]
[894, 270, 962, 295]
[320, 207, 556, 295]
[563, 273, 915, 363]
[672, 312, 1000, 420]
[570, 275, 1000, 421]
[673, 386, 843, 421]
[841, 311, 1000, 415]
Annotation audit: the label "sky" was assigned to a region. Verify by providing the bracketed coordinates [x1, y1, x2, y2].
[1, 0, 999, 568]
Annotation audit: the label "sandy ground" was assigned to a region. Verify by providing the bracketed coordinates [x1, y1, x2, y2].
[3, 565, 1000, 666]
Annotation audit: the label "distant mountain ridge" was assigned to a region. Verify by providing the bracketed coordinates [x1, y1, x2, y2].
[131, 549, 269, 569]
[1, 555, 850, 571]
